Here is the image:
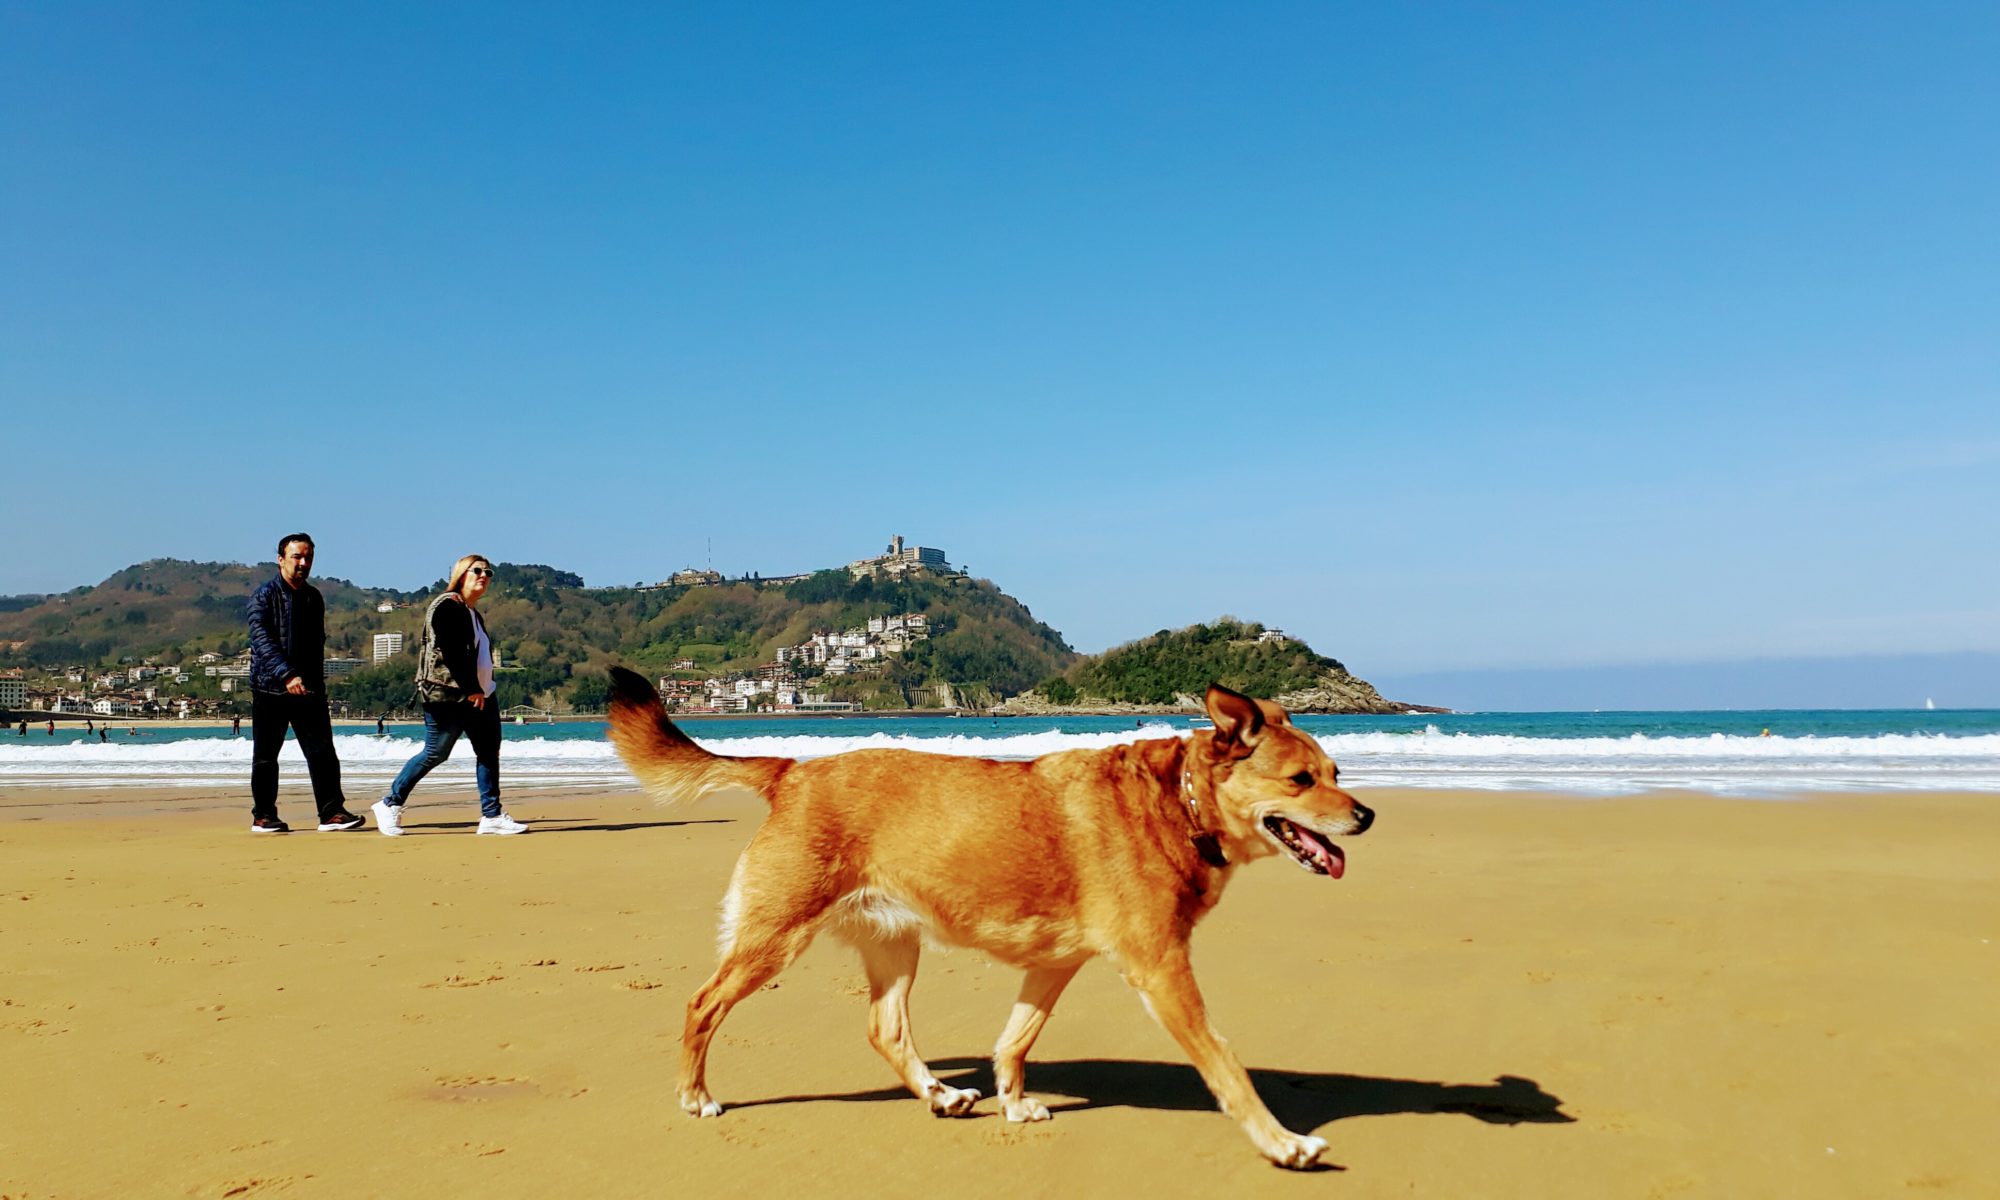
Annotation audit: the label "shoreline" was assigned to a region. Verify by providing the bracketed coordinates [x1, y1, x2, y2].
[8, 709, 1018, 729]
[6, 706, 1442, 729]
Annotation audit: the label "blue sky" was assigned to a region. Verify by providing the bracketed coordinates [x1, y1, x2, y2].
[3, 2, 1995, 682]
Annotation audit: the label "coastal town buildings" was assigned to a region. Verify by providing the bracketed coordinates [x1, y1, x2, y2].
[0, 677, 24, 710]
[772, 613, 928, 678]
[372, 633, 405, 663]
[651, 671, 860, 714]
[654, 607, 929, 714]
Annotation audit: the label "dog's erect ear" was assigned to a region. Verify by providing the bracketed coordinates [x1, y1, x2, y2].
[1206, 684, 1265, 759]
[1253, 698, 1290, 728]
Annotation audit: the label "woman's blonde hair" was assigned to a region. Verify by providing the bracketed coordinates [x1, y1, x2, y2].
[445, 554, 493, 597]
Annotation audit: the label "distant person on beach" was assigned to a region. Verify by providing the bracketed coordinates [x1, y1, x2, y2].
[99, 728, 107, 742]
[372, 554, 526, 837]
[376, 716, 386, 736]
[46, 720, 53, 735]
[232, 716, 241, 735]
[86, 719, 94, 734]
[246, 532, 364, 835]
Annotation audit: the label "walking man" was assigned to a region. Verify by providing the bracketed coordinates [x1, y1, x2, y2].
[246, 533, 364, 833]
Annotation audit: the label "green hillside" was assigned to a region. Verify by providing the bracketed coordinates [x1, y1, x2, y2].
[0, 559, 399, 666]
[0, 560, 1075, 713]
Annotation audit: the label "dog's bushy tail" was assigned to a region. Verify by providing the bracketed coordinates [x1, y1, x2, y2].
[607, 667, 791, 806]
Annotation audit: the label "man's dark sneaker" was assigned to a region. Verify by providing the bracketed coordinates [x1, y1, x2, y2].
[317, 811, 366, 832]
[250, 817, 290, 833]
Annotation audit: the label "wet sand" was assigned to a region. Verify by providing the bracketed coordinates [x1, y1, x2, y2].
[1, 784, 1994, 1197]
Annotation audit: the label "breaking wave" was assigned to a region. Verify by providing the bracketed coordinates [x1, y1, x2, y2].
[2, 722, 1997, 795]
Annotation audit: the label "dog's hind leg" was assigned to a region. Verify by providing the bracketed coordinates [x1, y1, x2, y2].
[679, 844, 835, 1118]
[855, 933, 981, 1117]
[992, 962, 1082, 1122]
[1126, 949, 1329, 1170]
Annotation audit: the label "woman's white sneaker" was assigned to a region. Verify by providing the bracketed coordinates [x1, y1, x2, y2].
[477, 813, 528, 835]
[371, 799, 404, 837]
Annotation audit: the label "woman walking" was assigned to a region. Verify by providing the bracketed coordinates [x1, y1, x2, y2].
[371, 554, 528, 836]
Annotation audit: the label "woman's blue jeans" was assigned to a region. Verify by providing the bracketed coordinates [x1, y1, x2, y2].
[385, 699, 502, 818]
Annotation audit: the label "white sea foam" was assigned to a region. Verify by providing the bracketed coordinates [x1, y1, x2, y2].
[1, 727, 1996, 795]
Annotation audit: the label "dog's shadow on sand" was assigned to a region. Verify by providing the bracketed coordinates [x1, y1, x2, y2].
[734, 1058, 1574, 1132]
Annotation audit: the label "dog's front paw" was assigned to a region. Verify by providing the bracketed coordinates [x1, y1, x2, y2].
[1263, 1132, 1328, 1170]
[1003, 1095, 1052, 1123]
[925, 1082, 983, 1118]
[680, 1089, 723, 1119]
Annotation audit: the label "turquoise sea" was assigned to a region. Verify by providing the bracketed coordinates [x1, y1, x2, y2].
[4, 708, 1998, 796]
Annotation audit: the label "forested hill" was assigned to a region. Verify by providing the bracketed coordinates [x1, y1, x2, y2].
[0, 560, 1076, 712]
[1021, 619, 1421, 714]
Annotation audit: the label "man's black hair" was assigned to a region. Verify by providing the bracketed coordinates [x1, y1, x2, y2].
[277, 532, 315, 556]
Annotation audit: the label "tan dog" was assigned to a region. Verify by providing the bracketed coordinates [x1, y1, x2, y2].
[606, 667, 1374, 1168]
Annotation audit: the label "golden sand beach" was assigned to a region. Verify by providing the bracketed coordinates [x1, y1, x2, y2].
[2, 783, 1994, 1198]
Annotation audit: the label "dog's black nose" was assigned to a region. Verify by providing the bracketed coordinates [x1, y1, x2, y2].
[1351, 803, 1374, 833]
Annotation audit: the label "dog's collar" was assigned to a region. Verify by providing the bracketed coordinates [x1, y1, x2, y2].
[1180, 762, 1230, 869]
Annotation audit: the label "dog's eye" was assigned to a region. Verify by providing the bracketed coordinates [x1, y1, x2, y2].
[1290, 771, 1314, 788]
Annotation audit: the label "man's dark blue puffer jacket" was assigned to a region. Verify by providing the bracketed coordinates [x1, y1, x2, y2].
[247, 575, 326, 694]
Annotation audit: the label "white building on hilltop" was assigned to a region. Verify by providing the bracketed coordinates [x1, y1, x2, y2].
[848, 534, 953, 580]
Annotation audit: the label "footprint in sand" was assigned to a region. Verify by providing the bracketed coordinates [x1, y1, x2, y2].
[421, 973, 506, 989]
[426, 1076, 538, 1102]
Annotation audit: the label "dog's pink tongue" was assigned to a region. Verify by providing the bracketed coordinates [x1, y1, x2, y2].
[1299, 831, 1345, 878]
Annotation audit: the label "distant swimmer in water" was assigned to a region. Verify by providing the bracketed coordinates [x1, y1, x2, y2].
[100, 728, 108, 742]
[1760, 728, 1771, 737]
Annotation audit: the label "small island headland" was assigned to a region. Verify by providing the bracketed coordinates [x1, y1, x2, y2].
[1001, 619, 1446, 715]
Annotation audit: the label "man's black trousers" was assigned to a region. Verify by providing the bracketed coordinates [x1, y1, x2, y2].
[249, 689, 347, 822]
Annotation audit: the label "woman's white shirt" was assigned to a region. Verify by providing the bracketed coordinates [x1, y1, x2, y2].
[471, 609, 497, 697]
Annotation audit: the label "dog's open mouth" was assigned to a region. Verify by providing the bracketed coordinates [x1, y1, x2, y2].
[1263, 815, 1345, 878]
